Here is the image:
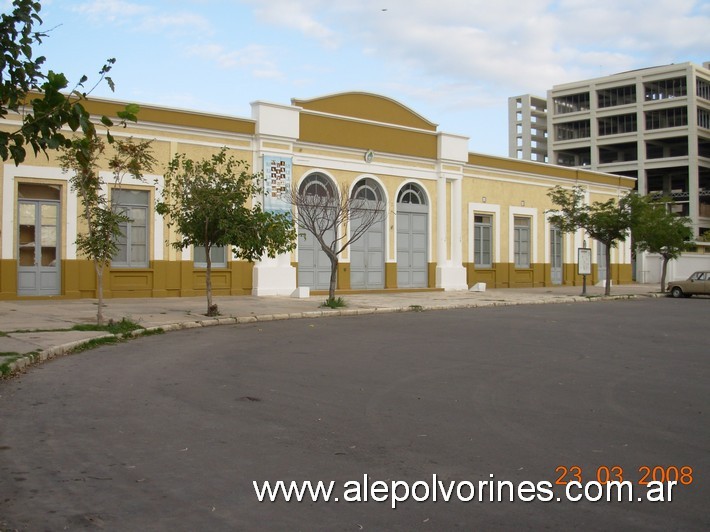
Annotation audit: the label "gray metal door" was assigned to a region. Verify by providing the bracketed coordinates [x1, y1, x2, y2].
[397, 205, 428, 288]
[350, 211, 385, 289]
[18, 200, 61, 296]
[597, 242, 607, 281]
[550, 226, 563, 285]
[297, 227, 333, 290]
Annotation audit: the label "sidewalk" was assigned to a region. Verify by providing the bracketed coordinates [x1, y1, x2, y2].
[0, 283, 664, 377]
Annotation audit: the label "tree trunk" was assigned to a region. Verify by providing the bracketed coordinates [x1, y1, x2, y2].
[95, 260, 104, 326]
[660, 254, 669, 293]
[205, 242, 216, 316]
[328, 257, 338, 301]
[604, 242, 612, 296]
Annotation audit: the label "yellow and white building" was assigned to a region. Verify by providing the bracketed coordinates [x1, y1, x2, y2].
[0, 92, 635, 300]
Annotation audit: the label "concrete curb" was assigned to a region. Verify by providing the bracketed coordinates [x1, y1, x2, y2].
[0, 292, 665, 379]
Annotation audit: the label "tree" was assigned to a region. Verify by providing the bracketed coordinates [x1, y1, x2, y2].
[157, 148, 296, 317]
[59, 133, 155, 325]
[286, 179, 385, 302]
[547, 185, 631, 296]
[625, 193, 693, 292]
[1, 0, 137, 164]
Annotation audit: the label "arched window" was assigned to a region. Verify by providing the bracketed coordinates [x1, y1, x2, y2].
[352, 178, 383, 202]
[397, 183, 426, 205]
[299, 173, 336, 198]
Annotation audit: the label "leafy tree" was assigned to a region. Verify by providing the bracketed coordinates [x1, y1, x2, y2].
[157, 148, 296, 316]
[286, 181, 385, 302]
[624, 193, 693, 292]
[1, 0, 137, 164]
[59, 134, 156, 325]
[547, 185, 631, 296]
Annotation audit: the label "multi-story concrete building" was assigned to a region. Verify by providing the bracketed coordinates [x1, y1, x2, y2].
[511, 61, 710, 237]
[510, 62, 710, 282]
[508, 94, 548, 163]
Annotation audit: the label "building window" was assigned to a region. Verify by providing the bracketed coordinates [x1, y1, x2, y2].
[697, 78, 710, 101]
[699, 108, 710, 130]
[597, 85, 636, 108]
[194, 246, 227, 268]
[514, 217, 530, 268]
[474, 215, 492, 268]
[598, 113, 637, 136]
[555, 120, 591, 141]
[112, 189, 149, 267]
[644, 77, 687, 101]
[645, 107, 688, 130]
[553, 92, 590, 115]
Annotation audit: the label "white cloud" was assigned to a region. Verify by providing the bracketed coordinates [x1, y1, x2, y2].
[187, 43, 283, 79]
[72, 0, 150, 23]
[234, 0, 709, 99]
[242, 0, 340, 49]
[72, 0, 213, 35]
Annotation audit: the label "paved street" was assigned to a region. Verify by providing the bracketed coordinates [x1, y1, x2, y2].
[1, 298, 708, 530]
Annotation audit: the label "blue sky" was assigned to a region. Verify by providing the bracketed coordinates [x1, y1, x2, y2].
[22, 0, 710, 156]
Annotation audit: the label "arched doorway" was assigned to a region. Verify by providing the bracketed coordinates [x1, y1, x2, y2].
[349, 178, 385, 289]
[296, 173, 337, 290]
[396, 183, 428, 288]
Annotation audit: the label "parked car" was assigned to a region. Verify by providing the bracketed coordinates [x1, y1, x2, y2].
[667, 271, 710, 298]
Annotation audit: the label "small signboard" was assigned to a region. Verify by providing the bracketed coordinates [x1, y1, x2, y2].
[578, 247, 592, 276]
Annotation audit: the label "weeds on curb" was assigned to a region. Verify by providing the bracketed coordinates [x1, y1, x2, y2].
[321, 297, 346, 309]
[409, 304, 424, 312]
[71, 317, 143, 335]
[0, 352, 22, 376]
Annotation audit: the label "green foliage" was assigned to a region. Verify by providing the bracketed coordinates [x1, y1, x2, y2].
[624, 192, 694, 291]
[60, 135, 155, 267]
[158, 148, 296, 259]
[321, 296, 346, 308]
[547, 185, 631, 295]
[0, 0, 139, 164]
[157, 147, 296, 315]
[71, 317, 143, 336]
[624, 193, 693, 259]
[547, 185, 631, 248]
[59, 133, 155, 324]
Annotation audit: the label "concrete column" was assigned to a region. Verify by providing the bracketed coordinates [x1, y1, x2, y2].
[436, 175, 447, 264]
[435, 175, 468, 291]
[452, 177, 463, 265]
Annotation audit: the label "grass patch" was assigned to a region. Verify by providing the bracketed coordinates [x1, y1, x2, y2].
[0, 352, 22, 376]
[409, 304, 424, 312]
[69, 336, 121, 354]
[321, 296, 346, 309]
[0, 351, 39, 377]
[71, 317, 143, 336]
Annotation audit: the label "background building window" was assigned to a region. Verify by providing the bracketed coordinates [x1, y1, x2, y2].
[514, 217, 530, 268]
[474, 214, 492, 268]
[194, 246, 227, 268]
[112, 189, 149, 267]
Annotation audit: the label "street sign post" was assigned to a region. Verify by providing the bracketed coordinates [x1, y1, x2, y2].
[578, 242, 592, 296]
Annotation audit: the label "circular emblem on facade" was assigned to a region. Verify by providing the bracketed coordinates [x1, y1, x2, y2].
[364, 149, 374, 163]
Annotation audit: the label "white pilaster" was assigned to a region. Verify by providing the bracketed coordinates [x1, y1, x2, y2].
[250, 101, 299, 297]
[435, 175, 468, 291]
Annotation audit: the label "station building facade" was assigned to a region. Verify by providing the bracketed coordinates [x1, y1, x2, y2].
[0, 92, 635, 300]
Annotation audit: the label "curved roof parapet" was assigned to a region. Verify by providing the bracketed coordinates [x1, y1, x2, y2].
[292, 92, 438, 132]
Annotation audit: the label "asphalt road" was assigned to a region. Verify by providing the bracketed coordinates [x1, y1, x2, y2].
[1, 298, 708, 531]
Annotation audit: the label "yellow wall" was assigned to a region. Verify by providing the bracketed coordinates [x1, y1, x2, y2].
[0, 92, 635, 300]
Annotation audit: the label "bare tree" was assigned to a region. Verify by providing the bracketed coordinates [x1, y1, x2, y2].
[286, 178, 385, 302]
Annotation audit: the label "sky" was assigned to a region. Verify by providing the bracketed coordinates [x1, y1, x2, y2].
[20, 0, 710, 157]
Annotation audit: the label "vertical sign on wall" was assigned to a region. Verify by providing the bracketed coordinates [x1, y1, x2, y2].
[263, 155, 292, 215]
